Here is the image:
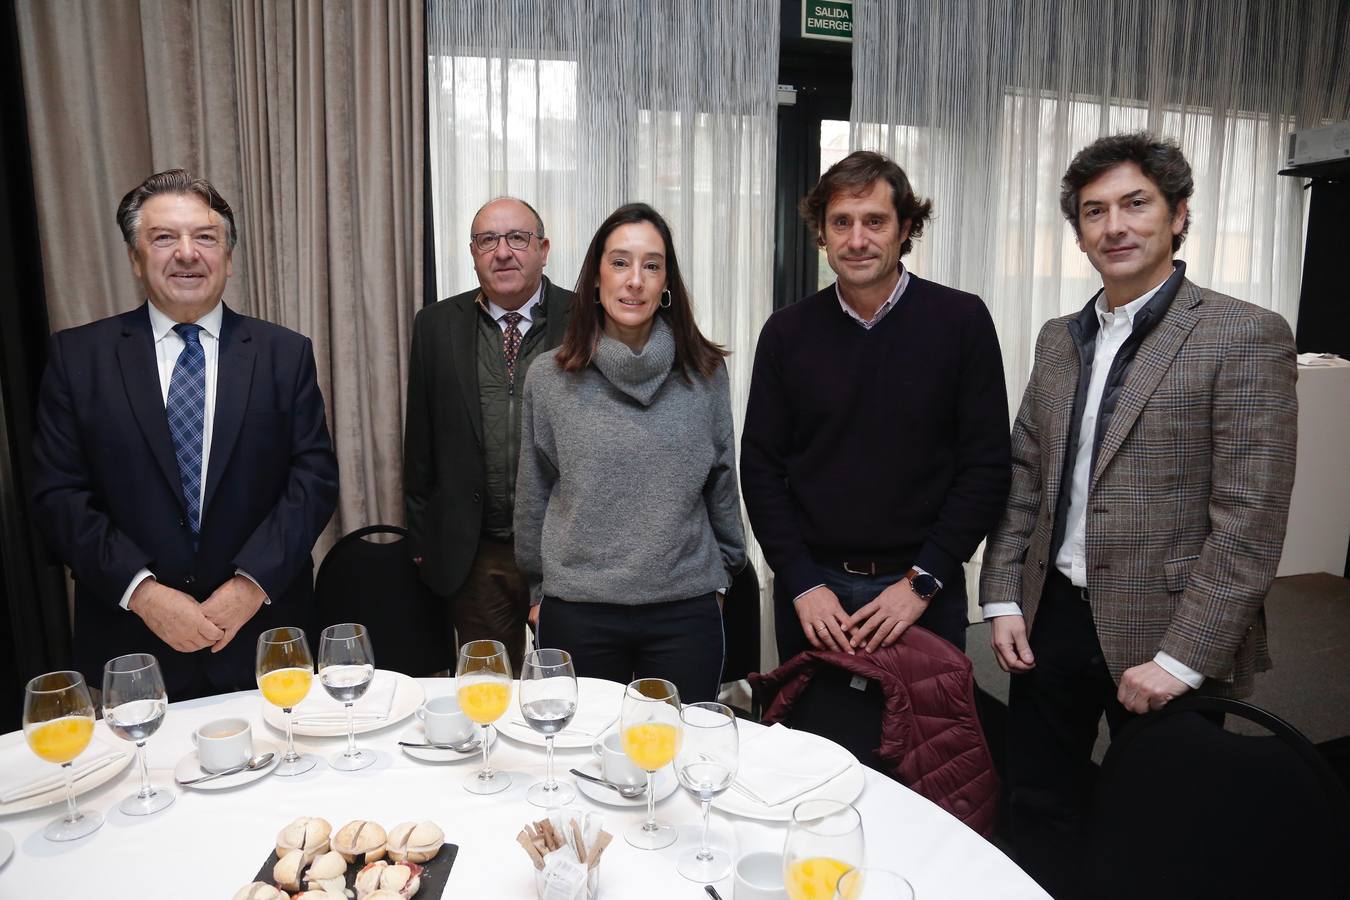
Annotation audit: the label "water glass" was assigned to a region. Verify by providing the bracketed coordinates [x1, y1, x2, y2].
[102, 653, 173, 815]
[319, 622, 376, 771]
[675, 702, 738, 881]
[520, 648, 577, 807]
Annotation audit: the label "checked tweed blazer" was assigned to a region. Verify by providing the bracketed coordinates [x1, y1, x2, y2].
[980, 278, 1297, 696]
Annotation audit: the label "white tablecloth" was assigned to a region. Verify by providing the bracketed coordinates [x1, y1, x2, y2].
[0, 678, 1048, 898]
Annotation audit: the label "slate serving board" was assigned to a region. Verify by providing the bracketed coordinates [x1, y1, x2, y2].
[251, 843, 459, 896]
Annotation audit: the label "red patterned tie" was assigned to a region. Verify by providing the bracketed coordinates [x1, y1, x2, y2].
[502, 312, 524, 385]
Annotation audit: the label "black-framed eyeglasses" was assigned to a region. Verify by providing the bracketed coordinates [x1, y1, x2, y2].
[471, 229, 541, 253]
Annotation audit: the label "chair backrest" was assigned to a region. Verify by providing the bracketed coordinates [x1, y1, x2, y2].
[720, 561, 761, 684]
[1086, 695, 1350, 900]
[313, 525, 452, 676]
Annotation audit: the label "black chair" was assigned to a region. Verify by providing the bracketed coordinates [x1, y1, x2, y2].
[719, 561, 761, 718]
[1085, 695, 1350, 900]
[313, 525, 452, 676]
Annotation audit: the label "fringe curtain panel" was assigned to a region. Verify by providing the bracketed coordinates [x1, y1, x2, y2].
[16, 0, 424, 554]
[426, 0, 781, 663]
[849, 0, 1350, 604]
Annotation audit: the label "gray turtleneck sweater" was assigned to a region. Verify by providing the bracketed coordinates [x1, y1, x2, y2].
[514, 316, 747, 605]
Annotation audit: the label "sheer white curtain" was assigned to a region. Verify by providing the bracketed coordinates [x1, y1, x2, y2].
[427, 0, 780, 657]
[851, 0, 1350, 403]
[849, 0, 1350, 603]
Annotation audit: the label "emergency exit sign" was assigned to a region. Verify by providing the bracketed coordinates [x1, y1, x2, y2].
[802, 1, 853, 43]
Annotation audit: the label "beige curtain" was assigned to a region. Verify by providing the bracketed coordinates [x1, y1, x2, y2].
[16, 0, 249, 330]
[233, 0, 424, 546]
[17, 0, 424, 553]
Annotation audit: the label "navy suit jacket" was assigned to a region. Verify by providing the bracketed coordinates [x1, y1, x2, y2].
[31, 303, 339, 698]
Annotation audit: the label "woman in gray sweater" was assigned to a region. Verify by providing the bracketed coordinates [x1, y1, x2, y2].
[514, 203, 747, 704]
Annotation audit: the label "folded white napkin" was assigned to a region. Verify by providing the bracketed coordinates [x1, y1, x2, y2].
[731, 724, 852, 807]
[292, 670, 397, 725]
[1, 739, 124, 804]
[510, 707, 614, 738]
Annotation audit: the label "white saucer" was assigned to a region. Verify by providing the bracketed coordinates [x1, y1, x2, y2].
[173, 741, 281, 790]
[399, 724, 497, 764]
[0, 829, 13, 868]
[574, 763, 677, 808]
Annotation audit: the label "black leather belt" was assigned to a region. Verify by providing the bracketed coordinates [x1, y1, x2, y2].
[819, 558, 910, 577]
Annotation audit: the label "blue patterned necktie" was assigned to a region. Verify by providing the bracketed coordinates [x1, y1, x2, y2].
[167, 323, 206, 537]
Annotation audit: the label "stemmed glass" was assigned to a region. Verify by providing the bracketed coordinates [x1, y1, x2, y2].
[783, 799, 864, 900]
[256, 626, 316, 776]
[835, 868, 916, 900]
[620, 677, 682, 850]
[102, 653, 173, 815]
[457, 639, 513, 794]
[674, 701, 739, 881]
[520, 648, 577, 807]
[318, 622, 376, 771]
[22, 671, 102, 841]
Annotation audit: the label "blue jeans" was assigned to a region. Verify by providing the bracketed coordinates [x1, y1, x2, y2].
[773, 565, 968, 663]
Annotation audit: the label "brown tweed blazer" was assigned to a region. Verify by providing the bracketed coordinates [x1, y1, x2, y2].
[980, 277, 1298, 697]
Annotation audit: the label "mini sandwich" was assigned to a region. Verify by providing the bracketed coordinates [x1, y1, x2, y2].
[276, 816, 333, 867]
[232, 884, 290, 900]
[385, 821, 444, 864]
[334, 819, 388, 864]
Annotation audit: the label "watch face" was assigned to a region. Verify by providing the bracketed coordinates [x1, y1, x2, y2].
[911, 573, 939, 598]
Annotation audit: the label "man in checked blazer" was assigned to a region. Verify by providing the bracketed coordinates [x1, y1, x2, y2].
[979, 134, 1297, 898]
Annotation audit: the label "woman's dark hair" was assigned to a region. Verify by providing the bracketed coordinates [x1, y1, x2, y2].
[1060, 132, 1194, 251]
[557, 203, 728, 380]
[798, 150, 933, 258]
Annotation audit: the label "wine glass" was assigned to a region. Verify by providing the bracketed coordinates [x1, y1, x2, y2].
[674, 701, 738, 881]
[519, 648, 577, 807]
[22, 671, 102, 841]
[620, 677, 682, 850]
[457, 639, 513, 794]
[318, 622, 376, 771]
[102, 653, 173, 815]
[835, 868, 915, 900]
[256, 626, 316, 776]
[783, 799, 864, 900]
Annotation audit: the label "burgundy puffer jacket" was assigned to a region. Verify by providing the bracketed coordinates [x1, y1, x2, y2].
[749, 626, 999, 837]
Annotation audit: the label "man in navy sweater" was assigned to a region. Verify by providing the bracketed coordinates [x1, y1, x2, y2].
[742, 150, 1011, 662]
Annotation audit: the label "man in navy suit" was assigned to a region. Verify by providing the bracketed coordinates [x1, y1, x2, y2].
[31, 170, 338, 699]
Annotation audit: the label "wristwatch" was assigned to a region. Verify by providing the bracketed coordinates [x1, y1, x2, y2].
[905, 567, 940, 601]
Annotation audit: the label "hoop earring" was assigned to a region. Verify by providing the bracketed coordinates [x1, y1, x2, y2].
[660, 289, 672, 309]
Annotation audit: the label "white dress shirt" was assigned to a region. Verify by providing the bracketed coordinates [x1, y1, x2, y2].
[120, 302, 265, 610]
[835, 265, 910, 330]
[984, 281, 1203, 689]
[480, 283, 542, 331]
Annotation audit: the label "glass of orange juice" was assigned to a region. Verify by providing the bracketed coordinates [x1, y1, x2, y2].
[22, 670, 102, 841]
[620, 677, 682, 850]
[256, 626, 315, 776]
[457, 639, 512, 795]
[783, 799, 864, 900]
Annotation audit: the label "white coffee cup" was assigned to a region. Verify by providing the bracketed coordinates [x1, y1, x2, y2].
[417, 695, 475, 745]
[734, 851, 788, 900]
[191, 717, 253, 773]
[591, 731, 645, 788]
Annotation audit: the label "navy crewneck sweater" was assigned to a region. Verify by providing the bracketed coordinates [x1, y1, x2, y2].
[741, 275, 1012, 598]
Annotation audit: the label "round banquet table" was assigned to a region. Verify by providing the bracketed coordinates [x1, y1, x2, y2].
[0, 678, 1049, 898]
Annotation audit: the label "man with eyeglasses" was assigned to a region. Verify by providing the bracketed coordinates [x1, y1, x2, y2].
[404, 197, 573, 673]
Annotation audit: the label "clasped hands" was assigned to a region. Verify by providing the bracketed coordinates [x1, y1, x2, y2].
[795, 579, 930, 655]
[129, 574, 266, 654]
